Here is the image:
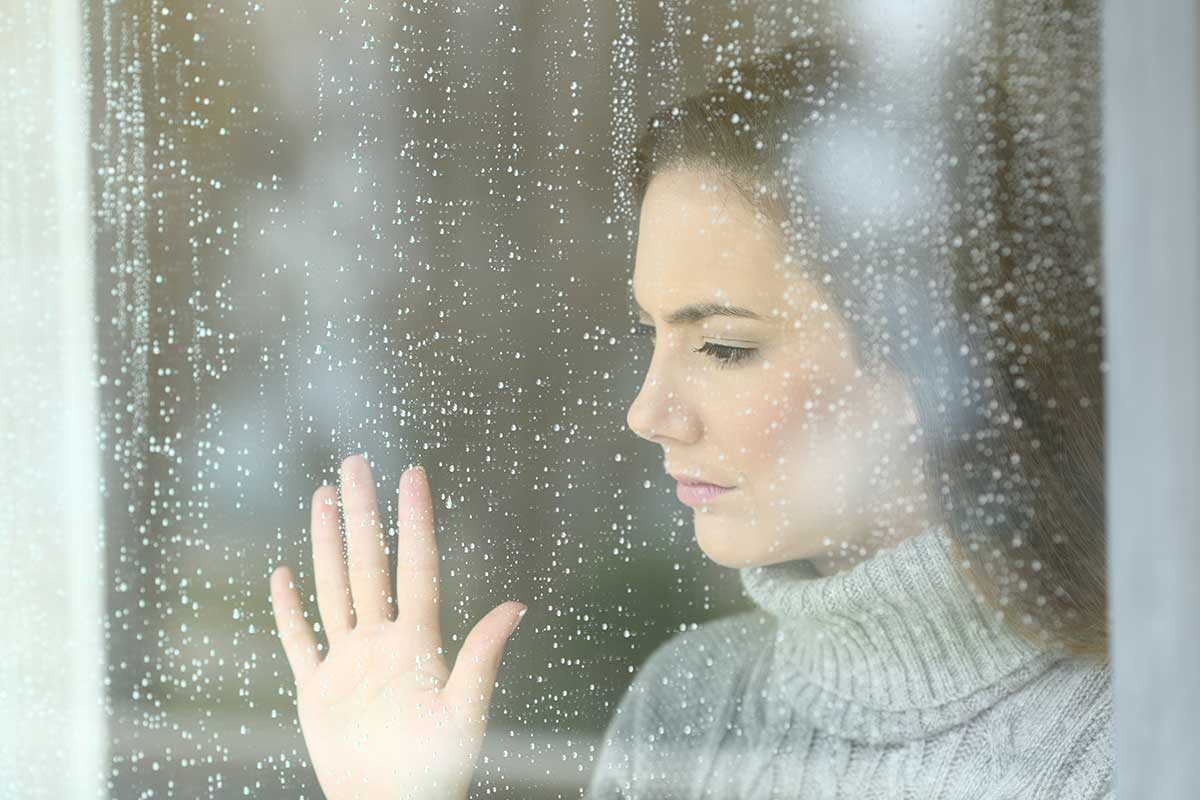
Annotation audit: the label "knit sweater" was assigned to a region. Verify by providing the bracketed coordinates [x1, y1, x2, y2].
[583, 524, 1113, 799]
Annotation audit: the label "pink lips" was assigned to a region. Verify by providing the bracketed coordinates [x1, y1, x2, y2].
[674, 479, 736, 507]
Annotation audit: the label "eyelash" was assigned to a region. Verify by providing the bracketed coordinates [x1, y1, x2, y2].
[633, 323, 758, 369]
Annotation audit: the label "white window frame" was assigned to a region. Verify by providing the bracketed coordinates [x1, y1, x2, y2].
[1103, 2, 1200, 798]
[0, 0, 103, 798]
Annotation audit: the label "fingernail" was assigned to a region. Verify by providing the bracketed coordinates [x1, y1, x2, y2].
[410, 465, 426, 490]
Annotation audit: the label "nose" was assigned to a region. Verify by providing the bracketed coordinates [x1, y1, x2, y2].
[626, 358, 700, 445]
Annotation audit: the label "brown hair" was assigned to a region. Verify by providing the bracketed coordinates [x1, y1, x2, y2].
[631, 42, 1108, 661]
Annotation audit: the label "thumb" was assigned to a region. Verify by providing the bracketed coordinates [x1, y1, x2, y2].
[443, 601, 527, 720]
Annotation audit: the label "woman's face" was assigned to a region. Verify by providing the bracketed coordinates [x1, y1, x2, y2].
[626, 168, 933, 575]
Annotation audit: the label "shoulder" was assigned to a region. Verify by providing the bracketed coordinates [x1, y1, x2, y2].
[630, 609, 776, 702]
[1039, 656, 1113, 791]
[1017, 653, 1112, 736]
[986, 654, 1113, 799]
[639, 609, 774, 675]
[584, 610, 774, 800]
[606, 608, 775, 726]
[604, 606, 772, 719]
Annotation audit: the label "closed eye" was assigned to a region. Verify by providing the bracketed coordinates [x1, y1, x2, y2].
[633, 323, 759, 369]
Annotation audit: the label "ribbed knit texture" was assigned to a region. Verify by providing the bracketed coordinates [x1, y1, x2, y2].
[584, 524, 1113, 799]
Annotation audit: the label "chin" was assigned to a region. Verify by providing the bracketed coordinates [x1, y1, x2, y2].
[699, 547, 753, 569]
[692, 518, 776, 569]
[693, 513, 825, 569]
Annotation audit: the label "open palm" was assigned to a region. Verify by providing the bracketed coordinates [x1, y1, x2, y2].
[269, 455, 527, 800]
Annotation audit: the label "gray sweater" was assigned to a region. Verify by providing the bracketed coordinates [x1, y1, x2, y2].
[583, 524, 1113, 799]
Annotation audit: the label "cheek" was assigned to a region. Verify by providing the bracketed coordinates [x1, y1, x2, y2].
[739, 367, 870, 506]
[731, 368, 821, 471]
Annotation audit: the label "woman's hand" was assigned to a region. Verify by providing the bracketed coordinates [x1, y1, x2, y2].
[269, 455, 527, 800]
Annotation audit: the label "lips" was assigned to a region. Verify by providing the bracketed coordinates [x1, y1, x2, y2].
[667, 468, 738, 508]
[666, 469, 735, 489]
[674, 478, 736, 507]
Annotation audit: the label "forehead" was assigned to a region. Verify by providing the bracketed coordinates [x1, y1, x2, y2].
[632, 169, 793, 310]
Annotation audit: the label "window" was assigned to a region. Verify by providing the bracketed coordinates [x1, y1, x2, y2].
[3, 1, 1195, 798]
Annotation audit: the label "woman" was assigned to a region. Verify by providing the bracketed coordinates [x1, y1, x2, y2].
[269, 41, 1111, 800]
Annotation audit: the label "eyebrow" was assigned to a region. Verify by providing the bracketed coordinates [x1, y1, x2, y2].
[632, 296, 767, 325]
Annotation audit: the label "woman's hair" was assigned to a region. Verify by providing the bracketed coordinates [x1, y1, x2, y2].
[631, 42, 1108, 661]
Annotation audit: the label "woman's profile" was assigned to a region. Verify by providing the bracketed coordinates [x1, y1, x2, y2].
[268, 41, 1111, 800]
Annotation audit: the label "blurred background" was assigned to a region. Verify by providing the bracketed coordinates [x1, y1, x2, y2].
[2, 0, 1114, 798]
[88, 3, 838, 796]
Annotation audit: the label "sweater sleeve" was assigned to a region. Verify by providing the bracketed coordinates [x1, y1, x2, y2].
[582, 661, 652, 800]
[582, 622, 713, 800]
[581, 614, 763, 800]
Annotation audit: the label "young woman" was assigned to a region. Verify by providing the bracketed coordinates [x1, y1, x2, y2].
[269, 42, 1111, 800]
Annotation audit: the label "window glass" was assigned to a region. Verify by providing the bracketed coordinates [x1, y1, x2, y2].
[7, 0, 1107, 797]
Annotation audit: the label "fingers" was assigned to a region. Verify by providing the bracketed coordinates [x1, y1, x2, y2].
[394, 466, 444, 658]
[443, 602, 526, 720]
[340, 454, 393, 628]
[270, 565, 320, 688]
[311, 484, 353, 641]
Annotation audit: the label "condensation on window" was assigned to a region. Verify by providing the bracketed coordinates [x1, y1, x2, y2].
[2, 0, 1104, 797]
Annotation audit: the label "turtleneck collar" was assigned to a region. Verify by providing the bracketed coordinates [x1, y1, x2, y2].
[736, 523, 1070, 745]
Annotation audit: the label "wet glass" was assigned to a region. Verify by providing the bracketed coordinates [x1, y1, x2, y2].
[1, 1, 1107, 798]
